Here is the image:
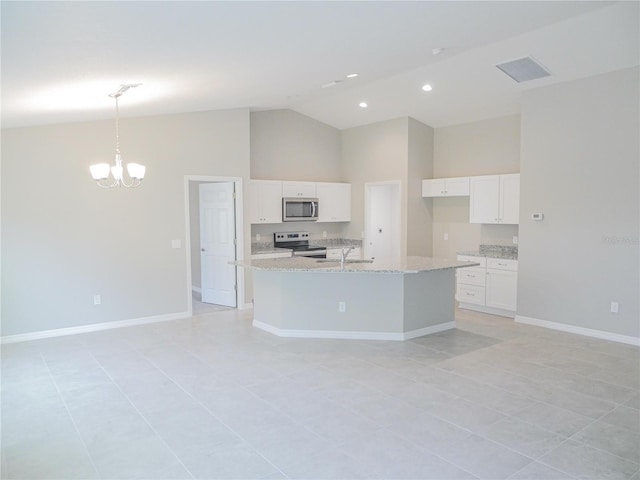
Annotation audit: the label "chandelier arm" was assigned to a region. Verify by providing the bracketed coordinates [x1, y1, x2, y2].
[97, 177, 118, 188]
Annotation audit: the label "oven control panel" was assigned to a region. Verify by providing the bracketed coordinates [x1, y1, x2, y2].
[275, 232, 309, 242]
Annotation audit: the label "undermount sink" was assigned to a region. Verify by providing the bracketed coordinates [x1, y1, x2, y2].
[316, 259, 374, 264]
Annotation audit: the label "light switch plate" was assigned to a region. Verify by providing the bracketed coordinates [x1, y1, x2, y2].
[171, 239, 181, 249]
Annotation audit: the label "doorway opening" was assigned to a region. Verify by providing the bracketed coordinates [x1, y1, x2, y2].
[364, 181, 401, 260]
[184, 176, 245, 316]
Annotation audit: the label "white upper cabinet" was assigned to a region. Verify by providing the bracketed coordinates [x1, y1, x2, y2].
[469, 174, 520, 224]
[422, 177, 470, 197]
[316, 182, 351, 222]
[282, 181, 316, 198]
[249, 180, 283, 224]
[499, 174, 520, 224]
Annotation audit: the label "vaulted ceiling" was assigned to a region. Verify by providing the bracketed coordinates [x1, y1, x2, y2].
[2, 1, 637, 129]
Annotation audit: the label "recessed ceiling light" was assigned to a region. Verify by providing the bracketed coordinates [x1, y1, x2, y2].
[359, 102, 368, 108]
[346, 73, 359, 79]
[422, 84, 433, 92]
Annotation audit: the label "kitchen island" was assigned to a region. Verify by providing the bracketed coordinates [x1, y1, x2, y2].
[237, 256, 479, 341]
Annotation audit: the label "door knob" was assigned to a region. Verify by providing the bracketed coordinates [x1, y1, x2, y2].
[201, 248, 206, 252]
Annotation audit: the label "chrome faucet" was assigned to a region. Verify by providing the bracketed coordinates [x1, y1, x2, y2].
[340, 246, 353, 267]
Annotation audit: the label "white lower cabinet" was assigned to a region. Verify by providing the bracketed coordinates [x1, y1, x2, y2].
[456, 255, 517, 316]
[485, 258, 518, 311]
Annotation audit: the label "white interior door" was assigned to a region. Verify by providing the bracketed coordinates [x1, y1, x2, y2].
[200, 182, 237, 307]
[365, 183, 401, 259]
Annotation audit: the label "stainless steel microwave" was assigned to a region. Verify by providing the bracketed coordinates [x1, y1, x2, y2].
[282, 197, 319, 222]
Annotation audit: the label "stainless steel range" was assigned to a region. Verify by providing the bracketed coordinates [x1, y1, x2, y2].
[274, 231, 326, 259]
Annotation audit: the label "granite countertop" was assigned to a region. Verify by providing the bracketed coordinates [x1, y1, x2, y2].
[458, 244, 518, 260]
[234, 256, 479, 274]
[313, 238, 362, 249]
[251, 246, 292, 255]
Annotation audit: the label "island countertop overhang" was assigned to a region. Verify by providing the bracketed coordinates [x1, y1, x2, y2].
[233, 256, 479, 274]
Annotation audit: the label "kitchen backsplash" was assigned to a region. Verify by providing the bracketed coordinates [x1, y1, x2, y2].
[252, 237, 362, 251]
[479, 244, 518, 257]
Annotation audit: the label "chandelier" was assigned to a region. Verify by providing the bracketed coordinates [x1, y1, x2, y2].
[90, 84, 146, 188]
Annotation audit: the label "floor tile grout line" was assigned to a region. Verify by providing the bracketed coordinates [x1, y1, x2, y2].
[505, 451, 579, 480]
[134, 347, 289, 479]
[5, 308, 638, 480]
[86, 351, 197, 480]
[424, 354, 625, 436]
[533, 435, 640, 479]
[39, 351, 102, 480]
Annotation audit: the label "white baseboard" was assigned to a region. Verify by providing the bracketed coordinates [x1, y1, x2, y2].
[239, 302, 253, 310]
[458, 302, 515, 318]
[515, 315, 640, 346]
[1, 311, 191, 345]
[252, 320, 455, 341]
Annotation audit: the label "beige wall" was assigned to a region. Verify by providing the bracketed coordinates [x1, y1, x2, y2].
[250, 109, 343, 182]
[518, 67, 639, 338]
[407, 117, 434, 256]
[249, 109, 347, 243]
[2, 109, 251, 336]
[432, 115, 521, 259]
[341, 116, 434, 257]
[341, 117, 409, 255]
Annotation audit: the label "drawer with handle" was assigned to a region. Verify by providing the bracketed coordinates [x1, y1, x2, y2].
[456, 284, 485, 305]
[457, 267, 486, 286]
[486, 258, 518, 271]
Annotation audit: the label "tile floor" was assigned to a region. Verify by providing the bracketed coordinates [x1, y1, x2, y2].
[1, 308, 639, 479]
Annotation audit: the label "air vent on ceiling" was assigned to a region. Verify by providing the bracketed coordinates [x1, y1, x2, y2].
[496, 56, 551, 83]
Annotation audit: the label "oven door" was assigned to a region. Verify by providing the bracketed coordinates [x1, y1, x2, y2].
[283, 198, 319, 222]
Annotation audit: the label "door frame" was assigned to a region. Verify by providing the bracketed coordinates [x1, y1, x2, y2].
[364, 180, 402, 260]
[184, 175, 246, 315]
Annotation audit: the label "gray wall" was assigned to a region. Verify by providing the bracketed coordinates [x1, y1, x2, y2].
[432, 115, 521, 259]
[518, 67, 639, 338]
[2, 109, 251, 336]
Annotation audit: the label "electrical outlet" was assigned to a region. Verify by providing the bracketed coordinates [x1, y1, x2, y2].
[338, 301, 346, 313]
[323, 231, 327, 238]
[513, 236, 519, 245]
[444, 233, 449, 241]
[256, 233, 261, 242]
[610, 301, 619, 313]
[93, 294, 101, 305]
